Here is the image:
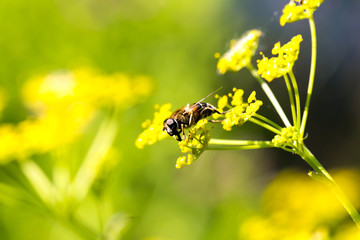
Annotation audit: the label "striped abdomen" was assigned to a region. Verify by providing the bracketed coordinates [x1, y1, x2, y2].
[188, 102, 220, 126]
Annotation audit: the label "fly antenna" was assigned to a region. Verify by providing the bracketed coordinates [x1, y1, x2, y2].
[197, 87, 223, 103]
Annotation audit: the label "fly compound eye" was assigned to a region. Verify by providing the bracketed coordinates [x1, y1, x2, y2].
[166, 119, 175, 127]
[163, 118, 178, 136]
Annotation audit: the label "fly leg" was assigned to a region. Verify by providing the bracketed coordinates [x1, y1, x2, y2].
[187, 113, 194, 138]
[181, 123, 185, 141]
[207, 110, 228, 123]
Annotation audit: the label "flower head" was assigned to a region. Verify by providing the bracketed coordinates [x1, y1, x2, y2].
[135, 103, 172, 149]
[175, 119, 210, 169]
[240, 169, 360, 240]
[216, 29, 262, 74]
[219, 89, 263, 131]
[0, 68, 153, 163]
[280, 0, 325, 26]
[257, 35, 303, 82]
[271, 126, 298, 148]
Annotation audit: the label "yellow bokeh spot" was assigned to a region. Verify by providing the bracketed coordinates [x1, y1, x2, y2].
[240, 168, 360, 240]
[0, 67, 153, 163]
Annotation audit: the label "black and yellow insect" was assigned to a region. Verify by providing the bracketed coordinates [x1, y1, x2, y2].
[162, 88, 224, 141]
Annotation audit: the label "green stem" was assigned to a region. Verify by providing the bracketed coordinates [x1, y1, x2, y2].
[209, 139, 274, 150]
[249, 117, 281, 135]
[253, 113, 282, 131]
[20, 160, 57, 208]
[247, 64, 291, 127]
[71, 111, 118, 203]
[283, 74, 297, 127]
[58, 216, 98, 240]
[19, 160, 99, 238]
[289, 71, 301, 130]
[300, 15, 317, 138]
[298, 145, 360, 229]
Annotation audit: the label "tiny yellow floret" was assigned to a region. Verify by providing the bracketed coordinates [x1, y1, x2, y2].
[135, 103, 172, 149]
[271, 126, 298, 148]
[175, 119, 210, 169]
[219, 89, 262, 131]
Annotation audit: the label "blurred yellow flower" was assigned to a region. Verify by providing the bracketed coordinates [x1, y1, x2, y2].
[280, 0, 325, 26]
[0, 68, 153, 163]
[257, 35, 303, 82]
[135, 103, 172, 149]
[216, 29, 262, 74]
[240, 169, 360, 240]
[23, 68, 154, 112]
[0, 125, 22, 163]
[72, 68, 153, 109]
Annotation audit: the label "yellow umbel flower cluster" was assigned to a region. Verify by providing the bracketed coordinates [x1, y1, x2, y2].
[217, 89, 263, 131]
[23, 68, 153, 112]
[216, 29, 262, 74]
[240, 169, 360, 240]
[271, 126, 298, 148]
[257, 35, 303, 82]
[280, 0, 325, 26]
[0, 68, 153, 163]
[176, 119, 210, 169]
[135, 103, 172, 149]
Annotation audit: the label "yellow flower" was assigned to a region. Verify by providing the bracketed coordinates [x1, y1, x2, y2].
[0, 67, 153, 163]
[257, 35, 303, 82]
[216, 94, 228, 114]
[135, 103, 172, 149]
[280, 0, 325, 26]
[272, 126, 298, 148]
[23, 68, 153, 112]
[175, 119, 209, 169]
[219, 89, 262, 131]
[71, 68, 153, 109]
[240, 169, 360, 240]
[0, 125, 22, 163]
[300, 0, 325, 9]
[216, 29, 262, 74]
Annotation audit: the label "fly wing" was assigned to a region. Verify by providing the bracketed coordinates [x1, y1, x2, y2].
[196, 87, 223, 103]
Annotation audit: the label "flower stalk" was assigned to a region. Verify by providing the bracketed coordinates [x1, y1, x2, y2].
[289, 71, 301, 130]
[300, 15, 317, 138]
[299, 145, 360, 229]
[247, 64, 292, 128]
[208, 139, 274, 150]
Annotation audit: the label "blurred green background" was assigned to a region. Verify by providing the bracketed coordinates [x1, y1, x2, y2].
[0, 0, 360, 239]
